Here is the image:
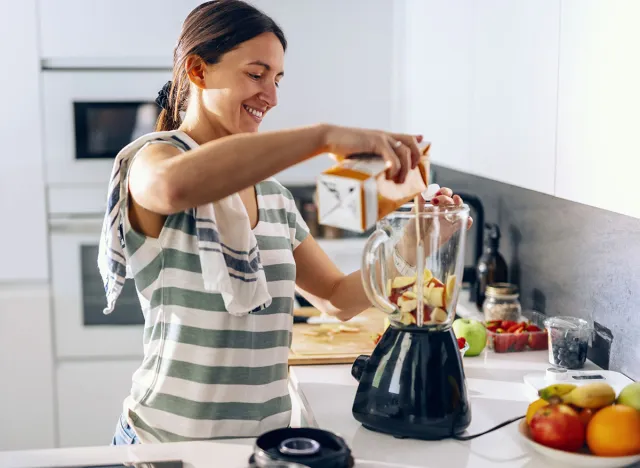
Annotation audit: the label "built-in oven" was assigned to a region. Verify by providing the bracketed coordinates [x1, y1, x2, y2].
[41, 70, 171, 188]
[49, 215, 144, 359]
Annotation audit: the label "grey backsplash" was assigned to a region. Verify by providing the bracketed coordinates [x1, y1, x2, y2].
[432, 165, 640, 381]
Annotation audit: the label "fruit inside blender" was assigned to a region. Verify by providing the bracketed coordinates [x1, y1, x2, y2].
[386, 269, 456, 326]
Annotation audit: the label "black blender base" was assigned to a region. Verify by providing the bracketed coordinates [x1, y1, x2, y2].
[351, 327, 472, 442]
[357, 413, 470, 441]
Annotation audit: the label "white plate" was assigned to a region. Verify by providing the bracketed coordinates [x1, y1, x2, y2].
[518, 419, 640, 467]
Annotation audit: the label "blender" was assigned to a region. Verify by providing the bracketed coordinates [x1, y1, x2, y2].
[352, 201, 472, 439]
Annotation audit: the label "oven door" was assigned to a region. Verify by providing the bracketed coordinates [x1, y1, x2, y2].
[50, 216, 144, 359]
[42, 70, 171, 187]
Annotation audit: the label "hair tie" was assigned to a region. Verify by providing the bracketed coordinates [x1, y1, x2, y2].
[155, 81, 172, 110]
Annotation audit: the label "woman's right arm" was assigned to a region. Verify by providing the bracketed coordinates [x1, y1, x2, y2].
[129, 123, 423, 215]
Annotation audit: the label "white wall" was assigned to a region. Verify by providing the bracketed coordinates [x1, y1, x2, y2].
[398, 0, 640, 219]
[0, 0, 49, 281]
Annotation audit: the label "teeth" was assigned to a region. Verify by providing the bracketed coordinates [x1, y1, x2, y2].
[244, 105, 263, 118]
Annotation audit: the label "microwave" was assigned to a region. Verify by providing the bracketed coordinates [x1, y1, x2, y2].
[42, 70, 171, 189]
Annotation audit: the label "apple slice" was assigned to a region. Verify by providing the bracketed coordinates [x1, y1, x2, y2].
[422, 268, 433, 284]
[392, 276, 416, 290]
[402, 291, 417, 300]
[432, 307, 448, 323]
[399, 312, 416, 325]
[399, 299, 417, 314]
[445, 275, 457, 308]
[427, 277, 445, 288]
[423, 283, 446, 308]
[339, 324, 360, 333]
[386, 279, 392, 297]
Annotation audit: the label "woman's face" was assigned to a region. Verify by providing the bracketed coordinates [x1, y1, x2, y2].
[198, 32, 285, 135]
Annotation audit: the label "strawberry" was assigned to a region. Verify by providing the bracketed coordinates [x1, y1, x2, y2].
[500, 320, 517, 330]
[506, 323, 522, 333]
[457, 337, 467, 349]
[493, 333, 512, 353]
[512, 329, 528, 351]
[526, 324, 541, 332]
[528, 331, 548, 350]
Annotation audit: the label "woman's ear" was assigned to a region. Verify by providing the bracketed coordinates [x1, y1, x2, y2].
[185, 55, 207, 89]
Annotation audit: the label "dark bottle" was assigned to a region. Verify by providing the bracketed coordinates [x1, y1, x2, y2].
[475, 223, 508, 309]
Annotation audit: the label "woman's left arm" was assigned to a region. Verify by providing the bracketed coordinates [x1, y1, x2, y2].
[293, 235, 370, 322]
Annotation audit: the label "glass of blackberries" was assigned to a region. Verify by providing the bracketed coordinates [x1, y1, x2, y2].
[544, 316, 593, 369]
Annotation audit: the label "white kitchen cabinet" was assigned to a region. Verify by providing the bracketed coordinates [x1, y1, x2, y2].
[0, 285, 55, 450]
[37, 0, 201, 64]
[556, 0, 640, 219]
[468, 0, 560, 195]
[0, 0, 49, 281]
[56, 360, 141, 447]
[397, 0, 474, 172]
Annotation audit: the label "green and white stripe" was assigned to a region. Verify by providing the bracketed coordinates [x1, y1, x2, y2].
[121, 177, 309, 442]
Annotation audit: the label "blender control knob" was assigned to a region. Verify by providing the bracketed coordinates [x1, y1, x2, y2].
[351, 355, 369, 382]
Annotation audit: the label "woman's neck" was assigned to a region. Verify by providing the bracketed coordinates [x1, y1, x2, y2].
[179, 105, 230, 145]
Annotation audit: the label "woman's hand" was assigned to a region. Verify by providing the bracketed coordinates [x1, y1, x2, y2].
[396, 187, 474, 265]
[322, 124, 425, 184]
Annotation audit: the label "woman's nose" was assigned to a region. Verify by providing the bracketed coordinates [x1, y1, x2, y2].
[259, 82, 278, 108]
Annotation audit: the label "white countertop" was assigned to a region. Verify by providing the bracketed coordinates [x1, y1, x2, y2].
[0, 299, 624, 468]
[0, 438, 256, 468]
[289, 351, 602, 468]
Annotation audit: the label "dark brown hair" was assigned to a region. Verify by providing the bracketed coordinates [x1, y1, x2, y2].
[156, 0, 287, 131]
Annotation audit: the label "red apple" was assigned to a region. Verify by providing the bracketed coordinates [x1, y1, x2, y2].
[578, 408, 595, 426]
[529, 404, 585, 452]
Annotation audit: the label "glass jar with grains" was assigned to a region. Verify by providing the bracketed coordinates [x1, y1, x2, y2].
[482, 283, 522, 322]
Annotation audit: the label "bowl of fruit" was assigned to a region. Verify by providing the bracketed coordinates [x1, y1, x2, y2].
[484, 311, 549, 353]
[519, 382, 640, 467]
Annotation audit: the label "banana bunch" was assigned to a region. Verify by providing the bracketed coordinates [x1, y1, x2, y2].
[538, 382, 616, 409]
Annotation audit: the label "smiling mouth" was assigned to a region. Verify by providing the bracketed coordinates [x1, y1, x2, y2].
[243, 104, 264, 122]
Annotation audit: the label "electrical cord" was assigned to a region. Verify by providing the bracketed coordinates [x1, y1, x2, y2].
[452, 414, 525, 441]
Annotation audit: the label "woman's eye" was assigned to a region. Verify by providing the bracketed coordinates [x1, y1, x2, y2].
[248, 73, 261, 80]
[275, 81, 280, 88]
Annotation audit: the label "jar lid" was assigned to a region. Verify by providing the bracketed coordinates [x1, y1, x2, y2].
[485, 283, 519, 298]
[544, 316, 592, 331]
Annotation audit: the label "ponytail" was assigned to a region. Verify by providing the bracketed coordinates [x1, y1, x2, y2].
[154, 79, 186, 132]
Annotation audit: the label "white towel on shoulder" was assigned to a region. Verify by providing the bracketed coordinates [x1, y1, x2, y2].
[98, 130, 272, 317]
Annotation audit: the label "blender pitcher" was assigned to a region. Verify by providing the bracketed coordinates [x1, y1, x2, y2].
[351, 201, 472, 440]
[362, 201, 470, 328]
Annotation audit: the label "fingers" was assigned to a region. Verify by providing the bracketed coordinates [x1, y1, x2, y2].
[435, 187, 453, 198]
[389, 138, 412, 183]
[467, 217, 474, 230]
[378, 136, 402, 181]
[391, 133, 422, 169]
[430, 195, 455, 206]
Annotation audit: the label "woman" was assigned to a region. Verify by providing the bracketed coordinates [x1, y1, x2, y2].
[104, 0, 469, 445]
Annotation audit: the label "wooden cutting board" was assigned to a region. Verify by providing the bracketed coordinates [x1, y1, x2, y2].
[288, 307, 386, 365]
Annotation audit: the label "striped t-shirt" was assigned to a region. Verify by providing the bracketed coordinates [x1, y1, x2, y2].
[120, 132, 309, 443]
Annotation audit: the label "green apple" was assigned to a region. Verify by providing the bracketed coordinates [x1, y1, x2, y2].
[452, 318, 486, 357]
[617, 382, 640, 411]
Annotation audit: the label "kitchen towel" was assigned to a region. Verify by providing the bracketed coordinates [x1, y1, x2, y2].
[97, 130, 272, 317]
